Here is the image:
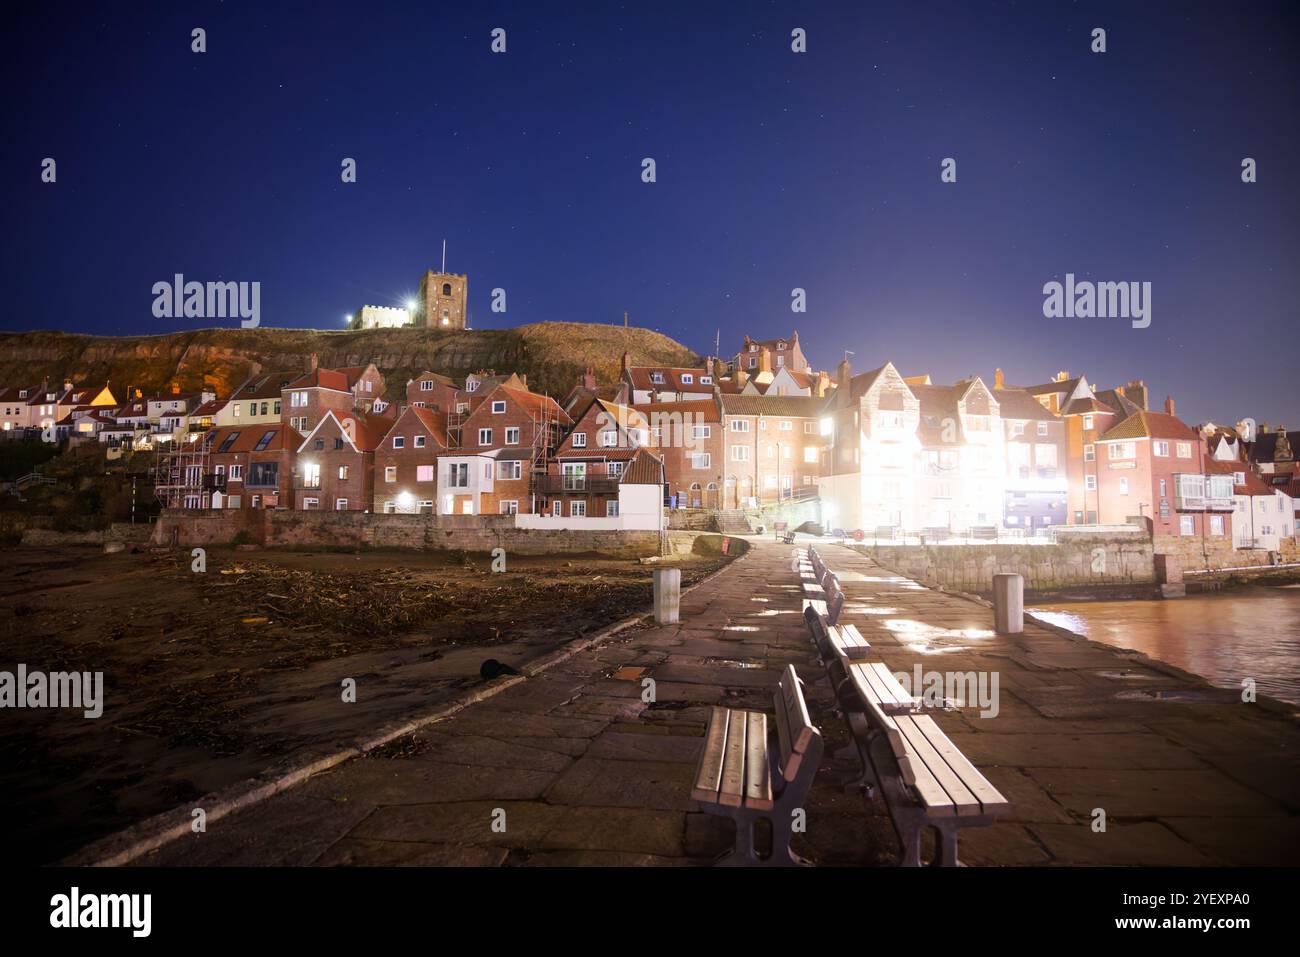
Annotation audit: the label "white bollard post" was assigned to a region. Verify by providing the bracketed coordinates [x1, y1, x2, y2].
[993, 573, 1024, 634]
[654, 567, 681, 624]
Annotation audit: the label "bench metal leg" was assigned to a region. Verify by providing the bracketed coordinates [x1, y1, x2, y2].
[933, 823, 961, 867]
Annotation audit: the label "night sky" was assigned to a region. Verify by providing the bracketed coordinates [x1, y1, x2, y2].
[5, 1, 1297, 427]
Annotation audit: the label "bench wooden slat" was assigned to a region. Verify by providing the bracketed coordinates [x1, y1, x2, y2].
[691, 706, 730, 803]
[720, 709, 749, 807]
[909, 714, 1010, 815]
[743, 710, 773, 810]
[781, 670, 814, 756]
[773, 688, 793, 773]
[895, 715, 977, 815]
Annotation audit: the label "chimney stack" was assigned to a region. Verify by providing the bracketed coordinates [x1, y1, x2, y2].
[1164, 395, 1176, 416]
[1055, 370, 1070, 382]
[705, 356, 715, 377]
[581, 367, 596, 391]
[171, 382, 180, 396]
[994, 368, 1005, 390]
[1124, 379, 1148, 411]
[836, 356, 852, 391]
[621, 351, 630, 373]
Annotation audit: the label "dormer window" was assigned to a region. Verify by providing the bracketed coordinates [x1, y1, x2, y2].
[650, 372, 665, 384]
[420, 380, 433, 391]
[681, 374, 693, 385]
[700, 376, 712, 385]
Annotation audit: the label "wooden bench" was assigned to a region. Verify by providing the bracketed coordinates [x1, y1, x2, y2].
[858, 691, 1009, 866]
[691, 664, 823, 866]
[773, 521, 795, 544]
[796, 551, 1010, 866]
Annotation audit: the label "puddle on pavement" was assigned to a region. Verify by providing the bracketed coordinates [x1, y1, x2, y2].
[701, 657, 764, 669]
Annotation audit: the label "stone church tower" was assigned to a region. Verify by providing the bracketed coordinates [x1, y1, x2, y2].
[417, 269, 468, 329]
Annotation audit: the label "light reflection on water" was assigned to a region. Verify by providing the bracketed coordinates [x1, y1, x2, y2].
[1030, 586, 1300, 706]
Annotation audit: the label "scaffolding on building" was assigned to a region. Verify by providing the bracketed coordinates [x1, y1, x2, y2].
[153, 436, 221, 509]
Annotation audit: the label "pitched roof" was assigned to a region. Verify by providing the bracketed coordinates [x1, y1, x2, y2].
[632, 399, 722, 423]
[232, 370, 300, 401]
[191, 398, 227, 418]
[624, 366, 712, 393]
[992, 388, 1060, 422]
[489, 386, 573, 424]
[1097, 410, 1197, 443]
[286, 368, 350, 392]
[1248, 430, 1298, 465]
[1024, 376, 1082, 397]
[620, 447, 666, 485]
[719, 394, 828, 417]
[1093, 388, 1142, 417]
[205, 423, 299, 454]
[391, 405, 449, 448]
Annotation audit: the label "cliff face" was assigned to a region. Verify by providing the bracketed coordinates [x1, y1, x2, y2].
[0, 322, 701, 400]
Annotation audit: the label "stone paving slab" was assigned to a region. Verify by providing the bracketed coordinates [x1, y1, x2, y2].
[132, 538, 1300, 867]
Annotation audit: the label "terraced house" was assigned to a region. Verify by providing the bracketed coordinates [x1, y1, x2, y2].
[293, 409, 389, 511]
[374, 405, 450, 514]
[437, 383, 569, 515]
[719, 393, 825, 510]
[545, 399, 655, 518]
[204, 423, 299, 510]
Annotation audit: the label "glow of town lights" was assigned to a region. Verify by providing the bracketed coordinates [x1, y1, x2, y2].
[398, 491, 413, 506]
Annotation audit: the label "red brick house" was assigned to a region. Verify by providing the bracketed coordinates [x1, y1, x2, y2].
[543, 400, 655, 518]
[374, 406, 450, 513]
[1093, 399, 1233, 541]
[633, 398, 723, 508]
[282, 367, 357, 437]
[293, 409, 389, 511]
[205, 423, 299, 510]
[405, 371, 458, 414]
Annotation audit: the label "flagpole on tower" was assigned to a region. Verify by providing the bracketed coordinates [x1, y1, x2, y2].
[441, 239, 446, 273]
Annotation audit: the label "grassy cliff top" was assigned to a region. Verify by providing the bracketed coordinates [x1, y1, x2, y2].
[0, 321, 702, 400]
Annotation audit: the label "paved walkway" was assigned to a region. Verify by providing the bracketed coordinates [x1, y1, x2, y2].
[135, 539, 1300, 866]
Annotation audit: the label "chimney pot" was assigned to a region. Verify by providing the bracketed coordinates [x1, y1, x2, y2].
[994, 368, 1005, 390]
[1164, 395, 1176, 416]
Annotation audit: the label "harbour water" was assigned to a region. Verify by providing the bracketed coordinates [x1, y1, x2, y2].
[1030, 584, 1300, 707]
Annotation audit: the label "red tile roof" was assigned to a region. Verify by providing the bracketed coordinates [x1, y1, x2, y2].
[205, 423, 299, 454]
[1098, 410, 1198, 442]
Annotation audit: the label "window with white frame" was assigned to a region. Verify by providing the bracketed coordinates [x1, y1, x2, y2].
[692, 425, 711, 439]
[415, 435, 426, 448]
[1153, 441, 1169, 456]
[491, 400, 506, 414]
[393, 436, 404, 449]
[571, 432, 587, 448]
[304, 497, 319, 510]
[385, 466, 396, 483]
[335, 499, 348, 510]
[650, 372, 664, 384]
[680, 374, 693, 384]
[1119, 476, 1129, 495]
[497, 460, 521, 481]
[804, 446, 818, 463]
[478, 428, 492, 446]
[599, 430, 618, 447]
[1176, 442, 1192, 458]
[291, 391, 307, 407]
[230, 464, 244, 481]
[1036, 421, 1048, 436]
[1210, 515, 1224, 535]
[338, 465, 349, 480]
[732, 446, 750, 462]
[606, 501, 619, 517]
[691, 452, 710, 469]
[415, 464, 435, 482]
[1083, 414, 1093, 430]
[571, 500, 587, 517]
[505, 427, 520, 445]
[731, 420, 750, 432]
[1180, 515, 1195, 535]
[499, 500, 519, 515]
[1109, 442, 1136, 460]
[1085, 475, 1097, 491]
[420, 380, 433, 391]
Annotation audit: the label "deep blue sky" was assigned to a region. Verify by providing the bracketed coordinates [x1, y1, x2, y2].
[5, 1, 1297, 427]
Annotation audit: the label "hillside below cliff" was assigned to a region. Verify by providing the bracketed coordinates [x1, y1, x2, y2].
[0, 323, 702, 400]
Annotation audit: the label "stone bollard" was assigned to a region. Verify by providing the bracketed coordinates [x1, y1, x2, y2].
[992, 573, 1023, 634]
[654, 567, 681, 624]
